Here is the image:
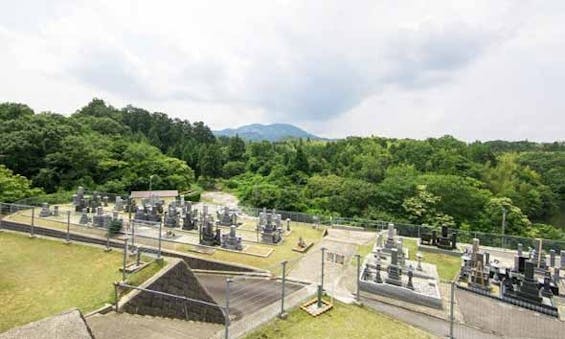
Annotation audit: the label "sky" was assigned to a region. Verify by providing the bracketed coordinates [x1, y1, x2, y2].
[0, 0, 564, 142]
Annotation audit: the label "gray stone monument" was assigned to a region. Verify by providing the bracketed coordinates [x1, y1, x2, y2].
[385, 248, 403, 286]
[53, 206, 59, 217]
[561, 250, 565, 269]
[385, 223, 396, 250]
[221, 225, 243, 250]
[79, 208, 90, 225]
[416, 252, 423, 271]
[39, 203, 50, 217]
[549, 249, 556, 267]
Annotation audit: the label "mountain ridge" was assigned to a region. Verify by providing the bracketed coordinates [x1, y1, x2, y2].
[213, 123, 322, 141]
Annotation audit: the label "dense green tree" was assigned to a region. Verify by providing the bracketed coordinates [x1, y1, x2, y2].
[0, 165, 42, 202]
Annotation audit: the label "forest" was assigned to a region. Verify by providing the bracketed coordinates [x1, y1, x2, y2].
[1, 99, 564, 239]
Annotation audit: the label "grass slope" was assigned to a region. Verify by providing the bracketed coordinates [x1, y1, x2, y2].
[244, 300, 434, 339]
[0, 232, 163, 332]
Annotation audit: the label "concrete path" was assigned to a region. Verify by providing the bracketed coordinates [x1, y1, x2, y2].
[361, 296, 500, 339]
[86, 312, 222, 339]
[288, 228, 374, 303]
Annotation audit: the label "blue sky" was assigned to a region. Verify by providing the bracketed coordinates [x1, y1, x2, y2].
[0, 0, 564, 141]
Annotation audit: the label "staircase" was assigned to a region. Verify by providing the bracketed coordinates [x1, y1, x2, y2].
[86, 312, 223, 339]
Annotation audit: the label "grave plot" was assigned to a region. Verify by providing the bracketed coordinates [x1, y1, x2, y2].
[359, 223, 442, 309]
[457, 238, 562, 318]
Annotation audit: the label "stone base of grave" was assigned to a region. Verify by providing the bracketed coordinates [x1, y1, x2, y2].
[417, 241, 462, 257]
[292, 242, 314, 253]
[359, 279, 443, 309]
[300, 298, 333, 317]
[361, 255, 442, 309]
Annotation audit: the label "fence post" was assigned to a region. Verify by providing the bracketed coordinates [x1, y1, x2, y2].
[158, 215, 163, 260]
[321, 247, 327, 291]
[355, 254, 361, 303]
[114, 282, 120, 312]
[30, 207, 36, 238]
[450, 281, 455, 339]
[225, 278, 232, 339]
[280, 260, 288, 319]
[131, 219, 135, 248]
[105, 226, 112, 252]
[0, 203, 3, 232]
[122, 237, 128, 281]
[66, 211, 71, 243]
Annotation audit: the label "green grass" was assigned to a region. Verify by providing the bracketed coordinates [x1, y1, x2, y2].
[244, 300, 434, 339]
[402, 238, 460, 281]
[0, 232, 164, 332]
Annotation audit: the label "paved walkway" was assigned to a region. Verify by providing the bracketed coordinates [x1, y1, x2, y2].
[288, 228, 374, 303]
[361, 296, 500, 339]
[87, 312, 223, 339]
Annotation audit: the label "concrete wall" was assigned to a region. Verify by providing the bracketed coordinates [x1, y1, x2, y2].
[121, 260, 226, 324]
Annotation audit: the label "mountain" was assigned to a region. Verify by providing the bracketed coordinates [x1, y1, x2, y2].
[213, 123, 321, 141]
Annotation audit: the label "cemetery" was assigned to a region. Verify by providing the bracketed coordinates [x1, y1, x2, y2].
[2, 188, 565, 339]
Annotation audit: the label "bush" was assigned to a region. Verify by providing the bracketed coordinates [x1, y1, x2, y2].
[108, 219, 123, 235]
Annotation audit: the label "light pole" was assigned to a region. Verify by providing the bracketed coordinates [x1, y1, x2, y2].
[149, 174, 156, 192]
[501, 207, 507, 248]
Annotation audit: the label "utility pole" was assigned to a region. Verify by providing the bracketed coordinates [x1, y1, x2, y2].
[355, 254, 361, 303]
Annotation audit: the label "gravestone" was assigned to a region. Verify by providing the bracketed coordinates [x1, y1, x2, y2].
[164, 204, 178, 227]
[221, 225, 243, 250]
[53, 206, 59, 217]
[93, 207, 111, 228]
[549, 249, 556, 267]
[561, 250, 565, 269]
[436, 225, 457, 250]
[260, 209, 282, 244]
[216, 206, 237, 226]
[103, 196, 109, 207]
[135, 207, 146, 221]
[200, 213, 221, 246]
[510, 260, 542, 304]
[182, 208, 197, 231]
[286, 218, 291, 231]
[79, 208, 90, 225]
[385, 223, 396, 250]
[39, 203, 51, 217]
[385, 248, 403, 286]
[114, 197, 123, 211]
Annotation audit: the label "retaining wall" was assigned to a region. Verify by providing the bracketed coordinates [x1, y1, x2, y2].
[121, 259, 226, 323]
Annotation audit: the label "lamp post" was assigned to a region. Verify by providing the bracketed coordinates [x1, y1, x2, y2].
[149, 174, 156, 192]
[501, 207, 507, 248]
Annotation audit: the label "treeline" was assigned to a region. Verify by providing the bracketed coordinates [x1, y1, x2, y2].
[1, 99, 564, 239]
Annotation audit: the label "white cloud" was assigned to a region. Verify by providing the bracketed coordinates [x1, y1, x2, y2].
[0, 0, 563, 141]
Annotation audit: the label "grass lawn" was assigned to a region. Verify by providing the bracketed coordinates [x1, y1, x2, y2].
[0, 231, 164, 332]
[402, 238, 460, 281]
[244, 300, 434, 339]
